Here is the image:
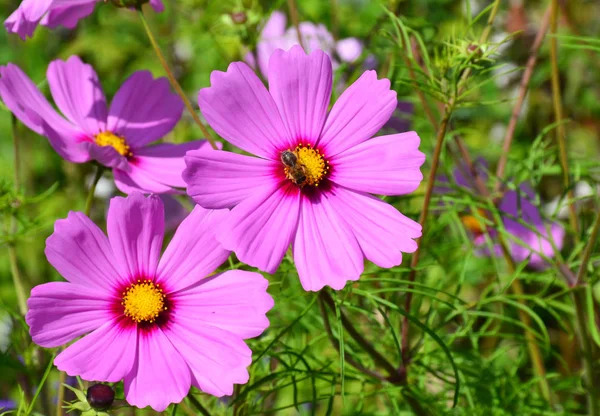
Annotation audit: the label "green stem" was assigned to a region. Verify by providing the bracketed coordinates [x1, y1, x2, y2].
[8, 115, 27, 316]
[550, 0, 579, 238]
[186, 394, 211, 416]
[287, 0, 305, 51]
[137, 10, 218, 150]
[85, 166, 105, 217]
[575, 209, 600, 285]
[572, 287, 600, 416]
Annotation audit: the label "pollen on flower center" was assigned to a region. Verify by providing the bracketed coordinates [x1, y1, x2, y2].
[121, 280, 166, 323]
[461, 208, 488, 235]
[283, 144, 329, 187]
[94, 131, 131, 157]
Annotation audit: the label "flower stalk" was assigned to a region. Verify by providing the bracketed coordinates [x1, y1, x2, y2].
[137, 10, 218, 150]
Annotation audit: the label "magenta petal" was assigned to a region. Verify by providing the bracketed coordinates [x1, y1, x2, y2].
[183, 150, 279, 209]
[157, 206, 230, 292]
[124, 329, 191, 412]
[55, 320, 137, 383]
[219, 185, 300, 274]
[164, 316, 253, 397]
[330, 132, 425, 196]
[107, 193, 164, 278]
[293, 191, 364, 291]
[0, 64, 89, 163]
[113, 166, 174, 195]
[107, 71, 183, 148]
[171, 270, 273, 338]
[4, 0, 53, 39]
[81, 142, 129, 170]
[268, 46, 332, 145]
[47, 56, 107, 135]
[318, 70, 397, 156]
[26, 282, 113, 348]
[45, 211, 128, 292]
[131, 141, 215, 189]
[199, 62, 292, 159]
[42, 2, 96, 30]
[329, 186, 421, 268]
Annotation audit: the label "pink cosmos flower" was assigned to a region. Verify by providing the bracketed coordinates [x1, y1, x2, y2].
[27, 193, 273, 411]
[5, 0, 164, 40]
[246, 11, 363, 78]
[184, 46, 425, 291]
[438, 159, 565, 270]
[0, 56, 212, 194]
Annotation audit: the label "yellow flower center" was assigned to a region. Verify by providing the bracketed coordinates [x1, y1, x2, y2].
[283, 145, 329, 187]
[122, 280, 166, 323]
[94, 131, 131, 157]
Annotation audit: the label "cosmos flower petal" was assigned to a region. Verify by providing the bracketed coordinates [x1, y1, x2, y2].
[170, 270, 273, 338]
[124, 329, 191, 412]
[262, 11, 286, 38]
[318, 70, 397, 156]
[107, 193, 164, 278]
[219, 184, 301, 274]
[268, 46, 332, 145]
[41, 1, 96, 30]
[80, 141, 129, 170]
[47, 56, 108, 135]
[183, 150, 279, 209]
[113, 166, 174, 195]
[26, 282, 113, 348]
[131, 140, 216, 189]
[0, 64, 89, 162]
[107, 71, 183, 148]
[4, 0, 53, 39]
[55, 319, 137, 383]
[330, 132, 425, 196]
[328, 186, 421, 268]
[198, 62, 292, 159]
[45, 211, 128, 291]
[293, 191, 364, 291]
[164, 317, 253, 397]
[157, 206, 230, 292]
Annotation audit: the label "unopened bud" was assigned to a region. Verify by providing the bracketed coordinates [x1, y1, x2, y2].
[230, 12, 247, 25]
[86, 384, 115, 410]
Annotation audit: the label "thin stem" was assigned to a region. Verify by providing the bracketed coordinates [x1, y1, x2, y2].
[186, 394, 211, 416]
[572, 287, 600, 416]
[85, 166, 105, 217]
[8, 115, 27, 316]
[137, 10, 218, 150]
[317, 294, 388, 382]
[287, 0, 305, 51]
[330, 0, 339, 38]
[56, 371, 66, 416]
[495, 7, 551, 187]
[400, 110, 450, 364]
[8, 243, 27, 316]
[575, 209, 600, 285]
[320, 291, 397, 376]
[549, 0, 578, 236]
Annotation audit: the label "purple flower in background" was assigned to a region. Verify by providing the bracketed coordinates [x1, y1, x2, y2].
[246, 11, 363, 78]
[184, 46, 425, 291]
[383, 101, 414, 134]
[0, 56, 215, 194]
[0, 399, 15, 410]
[440, 159, 564, 270]
[5, 0, 164, 40]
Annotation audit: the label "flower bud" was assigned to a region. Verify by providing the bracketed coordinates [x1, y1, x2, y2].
[230, 12, 248, 25]
[86, 384, 115, 410]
